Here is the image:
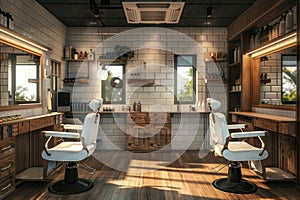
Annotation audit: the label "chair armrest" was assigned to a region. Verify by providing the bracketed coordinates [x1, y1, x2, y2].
[231, 131, 266, 138]
[43, 131, 80, 139]
[63, 124, 83, 131]
[228, 124, 246, 130]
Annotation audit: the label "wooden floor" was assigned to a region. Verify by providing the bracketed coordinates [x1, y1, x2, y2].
[6, 151, 300, 200]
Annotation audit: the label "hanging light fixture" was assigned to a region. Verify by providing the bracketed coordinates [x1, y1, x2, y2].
[207, 7, 212, 18]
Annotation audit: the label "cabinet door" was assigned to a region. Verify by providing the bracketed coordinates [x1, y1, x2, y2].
[279, 134, 296, 175]
[150, 124, 171, 150]
[126, 124, 151, 151]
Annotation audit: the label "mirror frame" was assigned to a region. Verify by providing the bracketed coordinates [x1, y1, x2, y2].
[248, 32, 297, 110]
[0, 27, 49, 111]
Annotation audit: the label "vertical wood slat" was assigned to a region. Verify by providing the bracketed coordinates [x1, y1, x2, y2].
[296, 0, 300, 190]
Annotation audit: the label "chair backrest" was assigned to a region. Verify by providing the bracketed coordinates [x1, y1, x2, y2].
[207, 98, 230, 147]
[81, 113, 100, 145]
[209, 112, 230, 146]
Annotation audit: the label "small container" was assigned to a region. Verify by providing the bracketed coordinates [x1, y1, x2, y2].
[88, 49, 94, 60]
[137, 101, 141, 112]
[133, 101, 136, 111]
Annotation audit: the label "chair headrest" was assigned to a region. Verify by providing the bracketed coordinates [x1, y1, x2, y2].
[89, 99, 103, 111]
[206, 98, 221, 111]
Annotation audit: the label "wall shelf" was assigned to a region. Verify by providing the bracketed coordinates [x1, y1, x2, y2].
[63, 77, 89, 85]
[260, 78, 271, 84]
[127, 79, 155, 87]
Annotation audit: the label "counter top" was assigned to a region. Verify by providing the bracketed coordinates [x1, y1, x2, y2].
[229, 111, 295, 122]
[0, 112, 62, 125]
[78, 111, 210, 114]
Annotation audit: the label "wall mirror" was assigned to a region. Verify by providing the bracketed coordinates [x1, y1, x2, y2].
[0, 41, 42, 110]
[259, 46, 297, 107]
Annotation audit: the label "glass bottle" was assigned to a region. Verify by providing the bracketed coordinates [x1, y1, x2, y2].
[292, 6, 297, 31]
[137, 101, 141, 112]
[250, 33, 255, 49]
[88, 49, 94, 61]
[8, 13, 14, 30]
[285, 9, 292, 33]
[278, 15, 285, 36]
[133, 101, 136, 111]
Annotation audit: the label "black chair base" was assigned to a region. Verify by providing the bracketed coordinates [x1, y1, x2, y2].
[212, 161, 258, 194]
[48, 178, 93, 195]
[213, 178, 257, 194]
[48, 162, 93, 195]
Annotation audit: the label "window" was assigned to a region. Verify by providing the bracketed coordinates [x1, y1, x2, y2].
[174, 55, 196, 104]
[281, 54, 297, 104]
[8, 54, 40, 104]
[102, 64, 125, 104]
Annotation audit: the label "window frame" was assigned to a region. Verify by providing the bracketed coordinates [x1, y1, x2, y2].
[10, 54, 40, 105]
[174, 54, 196, 104]
[101, 64, 126, 104]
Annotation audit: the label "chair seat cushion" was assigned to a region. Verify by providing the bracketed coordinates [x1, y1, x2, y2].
[214, 141, 268, 161]
[42, 141, 96, 162]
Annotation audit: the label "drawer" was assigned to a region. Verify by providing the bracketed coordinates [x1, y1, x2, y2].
[30, 116, 55, 131]
[19, 121, 29, 135]
[0, 138, 15, 158]
[254, 118, 277, 132]
[149, 113, 170, 123]
[0, 176, 15, 198]
[0, 124, 18, 139]
[278, 122, 296, 135]
[0, 154, 15, 180]
[127, 113, 150, 124]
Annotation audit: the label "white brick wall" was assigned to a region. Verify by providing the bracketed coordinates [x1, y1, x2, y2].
[65, 27, 228, 113]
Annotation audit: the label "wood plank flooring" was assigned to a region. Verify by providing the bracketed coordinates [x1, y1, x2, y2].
[5, 151, 300, 200]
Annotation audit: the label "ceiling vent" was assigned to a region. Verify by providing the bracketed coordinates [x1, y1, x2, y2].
[122, 1, 185, 24]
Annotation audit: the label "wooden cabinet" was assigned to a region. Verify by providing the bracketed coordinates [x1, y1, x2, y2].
[230, 112, 296, 180]
[0, 113, 62, 198]
[126, 112, 171, 152]
[0, 130, 15, 199]
[279, 134, 296, 175]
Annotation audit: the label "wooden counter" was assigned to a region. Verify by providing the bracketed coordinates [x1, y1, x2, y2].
[0, 112, 62, 199]
[229, 111, 296, 181]
[229, 111, 295, 122]
[229, 111, 296, 136]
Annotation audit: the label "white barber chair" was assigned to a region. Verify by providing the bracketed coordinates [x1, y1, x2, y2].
[42, 99, 102, 195]
[207, 98, 268, 194]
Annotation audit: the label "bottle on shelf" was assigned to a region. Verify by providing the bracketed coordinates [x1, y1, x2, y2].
[88, 49, 94, 61]
[137, 101, 141, 112]
[285, 9, 293, 33]
[79, 51, 84, 59]
[8, 13, 14, 30]
[278, 14, 285, 36]
[70, 46, 75, 59]
[74, 51, 79, 60]
[64, 46, 70, 59]
[236, 47, 240, 63]
[292, 6, 297, 31]
[233, 47, 237, 63]
[133, 101, 136, 111]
